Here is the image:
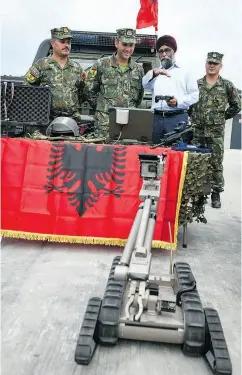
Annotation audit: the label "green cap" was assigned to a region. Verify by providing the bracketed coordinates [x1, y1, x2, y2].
[51, 27, 73, 40]
[207, 52, 223, 63]
[116, 28, 136, 44]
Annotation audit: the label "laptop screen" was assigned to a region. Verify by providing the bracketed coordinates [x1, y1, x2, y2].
[109, 107, 153, 143]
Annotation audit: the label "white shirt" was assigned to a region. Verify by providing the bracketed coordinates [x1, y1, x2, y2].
[142, 62, 199, 111]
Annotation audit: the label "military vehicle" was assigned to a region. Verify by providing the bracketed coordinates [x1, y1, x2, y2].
[32, 30, 158, 112]
[1, 30, 158, 138]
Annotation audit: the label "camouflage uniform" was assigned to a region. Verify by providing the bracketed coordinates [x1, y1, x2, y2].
[24, 27, 87, 122]
[85, 28, 144, 139]
[189, 52, 241, 200]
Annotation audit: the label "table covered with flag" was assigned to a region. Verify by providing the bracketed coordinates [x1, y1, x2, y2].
[0, 138, 190, 249]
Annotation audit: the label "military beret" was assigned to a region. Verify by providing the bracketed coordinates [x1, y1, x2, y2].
[51, 27, 73, 40]
[156, 35, 177, 52]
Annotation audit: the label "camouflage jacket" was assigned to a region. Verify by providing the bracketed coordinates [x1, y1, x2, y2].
[85, 53, 144, 118]
[24, 56, 87, 121]
[189, 76, 241, 136]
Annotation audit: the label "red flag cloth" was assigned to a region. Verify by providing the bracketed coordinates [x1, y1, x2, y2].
[136, 0, 158, 31]
[1, 138, 187, 249]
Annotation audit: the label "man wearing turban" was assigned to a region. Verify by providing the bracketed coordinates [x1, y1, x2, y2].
[142, 35, 199, 144]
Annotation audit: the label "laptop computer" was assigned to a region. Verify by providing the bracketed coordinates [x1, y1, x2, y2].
[109, 107, 153, 144]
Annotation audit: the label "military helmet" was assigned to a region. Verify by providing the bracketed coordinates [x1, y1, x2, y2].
[46, 117, 79, 136]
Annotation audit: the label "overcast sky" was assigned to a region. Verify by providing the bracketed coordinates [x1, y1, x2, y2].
[1, 0, 242, 87]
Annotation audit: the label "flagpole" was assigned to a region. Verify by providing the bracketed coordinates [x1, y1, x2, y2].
[155, 0, 159, 37]
[155, 0, 158, 62]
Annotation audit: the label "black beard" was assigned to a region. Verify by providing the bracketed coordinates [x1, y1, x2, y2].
[160, 58, 173, 69]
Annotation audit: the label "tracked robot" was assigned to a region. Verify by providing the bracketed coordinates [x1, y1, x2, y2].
[74, 152, 232, 375]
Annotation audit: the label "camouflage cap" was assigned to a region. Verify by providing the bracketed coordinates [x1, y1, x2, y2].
[207, 52, 223, 63]
[116, 28, 136, 44]
[51, 27, 73, 40]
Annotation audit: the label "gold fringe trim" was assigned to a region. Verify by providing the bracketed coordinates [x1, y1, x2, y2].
[173, 151, 189, 247]
[0, 230, 176, 250]
[0, 154, 189, 250]
[0, 154, 189, 251]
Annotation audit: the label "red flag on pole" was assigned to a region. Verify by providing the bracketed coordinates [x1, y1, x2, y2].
[136, 0, 158, 31]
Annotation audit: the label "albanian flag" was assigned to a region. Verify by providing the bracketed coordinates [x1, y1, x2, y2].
[136, 0, 158, 31]
[1, 138, 188, 249]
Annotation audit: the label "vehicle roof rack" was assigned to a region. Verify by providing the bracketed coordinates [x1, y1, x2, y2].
[71, 30, 157, 56]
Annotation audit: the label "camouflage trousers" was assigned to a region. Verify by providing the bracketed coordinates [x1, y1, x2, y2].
[193, 135, 224, 193]
[93, 111, 109, 140]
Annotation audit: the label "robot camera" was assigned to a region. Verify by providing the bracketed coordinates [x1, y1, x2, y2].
[139, 153, 162, 179]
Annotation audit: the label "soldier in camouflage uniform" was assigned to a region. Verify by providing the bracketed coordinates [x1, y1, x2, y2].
[24, 27, 88, 123]
[85, 28, 144, 139]
[189, 52, 241, 208]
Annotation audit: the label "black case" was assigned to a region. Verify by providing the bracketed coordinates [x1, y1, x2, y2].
[1, 82, 51, 125]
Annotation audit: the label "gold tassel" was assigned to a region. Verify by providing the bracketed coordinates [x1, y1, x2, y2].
[173, 151, 189, 247]
[0, 230, 176, 250]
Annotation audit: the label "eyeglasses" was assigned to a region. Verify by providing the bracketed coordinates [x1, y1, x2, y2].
[158, 48, 172, 54]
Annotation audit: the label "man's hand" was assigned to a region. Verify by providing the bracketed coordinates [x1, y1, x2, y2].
[153, 68, 171, 78]
[167, 96, 177, 107]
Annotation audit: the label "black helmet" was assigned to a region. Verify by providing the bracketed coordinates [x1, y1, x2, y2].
[46, 117, 79, 136]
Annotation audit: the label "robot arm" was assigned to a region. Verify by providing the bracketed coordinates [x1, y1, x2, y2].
[114, 153, 167, 282]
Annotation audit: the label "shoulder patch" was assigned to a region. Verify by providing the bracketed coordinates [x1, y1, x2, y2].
[89, 67, 97, 79]
[81, 71, 87, 80]
[24, 63, 41, 83]
[25, 71, 36, 82]
[30, 66, 40, 78]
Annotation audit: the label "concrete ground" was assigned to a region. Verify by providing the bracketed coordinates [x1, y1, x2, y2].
[1, 149, 241, 375]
